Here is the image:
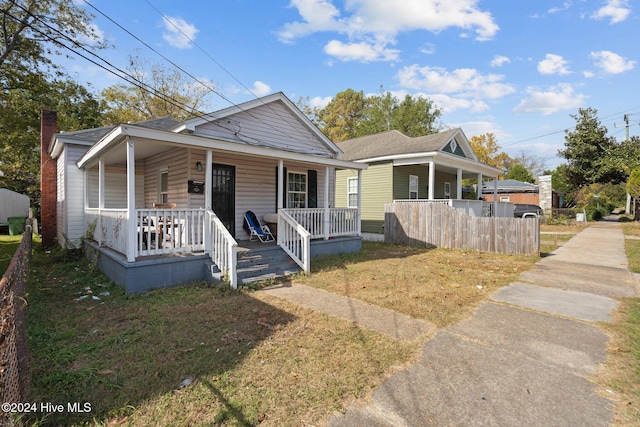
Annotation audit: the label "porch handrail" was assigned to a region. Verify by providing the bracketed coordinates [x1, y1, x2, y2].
[205, 210, 238, 290]
[277, 209, 311, 273]
[282, 207, 360, 239]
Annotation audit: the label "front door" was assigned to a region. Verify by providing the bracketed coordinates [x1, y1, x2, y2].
[212, 163, 235, 236]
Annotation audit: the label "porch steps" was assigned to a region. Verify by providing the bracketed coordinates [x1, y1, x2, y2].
[237, 244, 301, 285]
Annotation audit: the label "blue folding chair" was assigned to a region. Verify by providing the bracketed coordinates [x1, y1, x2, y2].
[244, 211, 275, 242]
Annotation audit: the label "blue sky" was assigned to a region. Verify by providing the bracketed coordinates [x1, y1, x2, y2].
[67, 0, 639, 170]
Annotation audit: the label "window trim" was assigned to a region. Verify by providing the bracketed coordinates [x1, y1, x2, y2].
[287, 171, 307, 209]
[444, 181, 451, 199]
[347, 177, 358, 208]
[409, 175, 419, 199]
[158, 168, 169, 203]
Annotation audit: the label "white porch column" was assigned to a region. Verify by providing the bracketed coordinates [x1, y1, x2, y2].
[477, 173, 483, 200]
[97, 158, 105, 245]
[126, 137, 136, 262]
[456, 168, 462, 200]
[277, 160, 284, 210]
[357, 169, 362, 236]
[428, 160, 435, 200]
[204, 150, 212, 211]
[324, 166, 330, 240]
[204, 150, 213, 253]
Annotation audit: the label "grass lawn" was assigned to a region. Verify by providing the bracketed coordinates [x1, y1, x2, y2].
[0, 234, 24, 272]
[24, 240, 540, 426]
[598, 220, 640, 425]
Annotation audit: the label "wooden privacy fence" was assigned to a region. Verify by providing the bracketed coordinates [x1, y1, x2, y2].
[384, 201, 539, 255]
[0, 221, 32, 426]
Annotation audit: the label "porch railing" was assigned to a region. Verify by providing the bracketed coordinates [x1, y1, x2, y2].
[282, 208, 359, 239]
[205, 210, 238, 290]
[86, 208, 208, 258]
[136, 208, 207, 256]
[278, 209, 311, 273]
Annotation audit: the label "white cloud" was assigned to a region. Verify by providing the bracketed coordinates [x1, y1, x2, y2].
[249, 81, 272, 96]
[591, 0, 631, 24]
[162, 16, 199, 49]
[583, 70, 595, 78]
[448, 121, 509, 140]
[397, 65, 515, 100]
[323, 40, 399, 62]
[429, 94, 490, 113]
[490, 55, 510, 68]
[537, 54, 571, 75]
[513, 83, 587, 115]
[308, 96, 333, 110]
[590, 50, 635, 74]
[278, 0, 498, 62]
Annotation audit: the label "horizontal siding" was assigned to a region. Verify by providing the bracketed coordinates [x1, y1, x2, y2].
[63, 146, 88, 245]
[194, 101, 333, 157]
[337, 163, 391, 234]
[144, 147, 188, 208]
[208, 153, 330, 238]
[86, 164, 145, 209]
[393, 164, 429, 200]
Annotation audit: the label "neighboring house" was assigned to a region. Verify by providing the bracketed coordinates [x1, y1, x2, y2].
[43, 92, 367, 292]
[481, 179, 539, 205]
[481, 176, 562, 210]
[334, 128, 504, 236]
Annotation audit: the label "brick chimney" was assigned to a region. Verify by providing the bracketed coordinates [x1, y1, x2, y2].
[40, 110, 57, 248]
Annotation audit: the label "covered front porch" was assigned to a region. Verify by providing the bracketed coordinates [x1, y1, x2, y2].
[79, 124, 366, 291]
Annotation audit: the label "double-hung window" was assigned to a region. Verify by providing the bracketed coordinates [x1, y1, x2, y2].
[158, 169, 169, 203]
[287, 172, 307, 208]
[347, 177, 358, 207]
[409, 175, 419, 199]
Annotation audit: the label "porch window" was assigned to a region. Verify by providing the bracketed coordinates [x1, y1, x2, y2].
[444, 182, 451, 199]
[287, 172, 307, 208]
[347, 177, 358, 207]
[159, 169, 169, 203]
[409, 175, 418, 199]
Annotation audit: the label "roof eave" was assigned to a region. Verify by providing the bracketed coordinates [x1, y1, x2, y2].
[77, 125, 365, 170]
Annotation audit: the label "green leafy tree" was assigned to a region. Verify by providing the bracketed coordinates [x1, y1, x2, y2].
[100, 53, 213, 125]
[317, 88, 442, 142]
[0, 0, 105, 86]
[547, 164, 574, 207]
[505, 163, 535, 183]
[558, 107, 626, 189]
[468, 133, 510, 170]
[316, 89, 366, 142]
[0, 75, 103, 216]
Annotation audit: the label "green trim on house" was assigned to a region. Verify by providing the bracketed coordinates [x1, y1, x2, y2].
[442, 138, 467, 157]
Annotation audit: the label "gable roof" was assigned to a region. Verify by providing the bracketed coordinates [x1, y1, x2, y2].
[337, 128, 474, 162]
[49, 117, 182, 158]
[175, 92, 341, 158]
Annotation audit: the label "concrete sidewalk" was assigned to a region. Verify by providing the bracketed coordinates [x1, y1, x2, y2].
[262, 221, 638, 426]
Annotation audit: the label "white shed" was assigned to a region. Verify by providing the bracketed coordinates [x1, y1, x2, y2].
[0, 189, 30, 224]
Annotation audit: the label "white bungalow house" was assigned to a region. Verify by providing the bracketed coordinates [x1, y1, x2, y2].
[45, 92, 366, 292]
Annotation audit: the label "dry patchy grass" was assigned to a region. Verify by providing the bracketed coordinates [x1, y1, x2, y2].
[25, 246, 417, 426]
[294, 242, 538, 328]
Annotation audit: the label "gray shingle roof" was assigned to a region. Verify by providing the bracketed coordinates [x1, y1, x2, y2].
[57, 117, 181, 143]
[481, 179, 538, 193]
[336, 128, 460, 161]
